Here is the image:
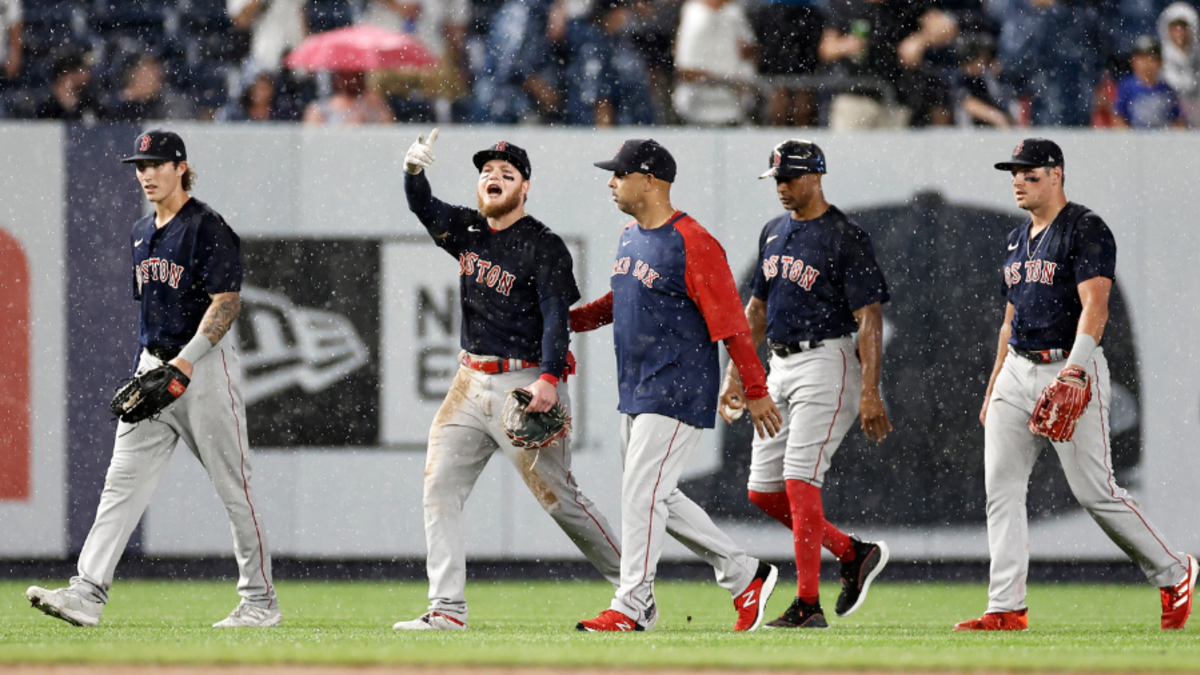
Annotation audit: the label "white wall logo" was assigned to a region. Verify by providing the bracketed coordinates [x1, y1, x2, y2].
[232, 285, 369, 406]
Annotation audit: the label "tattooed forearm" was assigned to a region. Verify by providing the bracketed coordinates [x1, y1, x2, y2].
[200, 292, 242, 345]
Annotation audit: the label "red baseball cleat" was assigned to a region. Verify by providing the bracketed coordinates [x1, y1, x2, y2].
[576, 609, 645, 632]
[953, 608, 1028, 631]
[734, 561, 779, 631]
[1161, 554, 1198, 630]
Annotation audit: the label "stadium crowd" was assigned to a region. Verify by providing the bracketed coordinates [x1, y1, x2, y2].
[0, 0, 1198, 129]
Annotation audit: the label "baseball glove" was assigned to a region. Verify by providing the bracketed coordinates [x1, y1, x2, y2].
[109, 364, 191, 424]
[501, 388, 571, 449]
[1028, 364, 1092, 442]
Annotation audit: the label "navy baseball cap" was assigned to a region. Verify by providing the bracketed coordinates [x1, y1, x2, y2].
[594, 139, 677, 183]
[120, 129, 187, 163]
[994, 138, 1064, 171]
[759, 139, 826, 179]
[473, 141, 531, 180]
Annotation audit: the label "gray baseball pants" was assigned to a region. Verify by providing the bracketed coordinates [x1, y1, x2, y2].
[423, 362, 622, 623]
[984, 348, 1188, 613]
[72, 335, 277, 609]
[610, 413, 759, 623]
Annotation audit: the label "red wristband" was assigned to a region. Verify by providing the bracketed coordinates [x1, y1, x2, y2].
[539, 373, 559, 387]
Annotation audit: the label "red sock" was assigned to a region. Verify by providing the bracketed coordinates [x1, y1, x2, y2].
[751, 490, 856, 562]
[786, 479, 824, 602]
[825, 522, 855, 563]
[748, 490, 792, 529]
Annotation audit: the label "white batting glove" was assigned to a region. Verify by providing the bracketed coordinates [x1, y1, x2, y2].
[404, 127, 439, 175]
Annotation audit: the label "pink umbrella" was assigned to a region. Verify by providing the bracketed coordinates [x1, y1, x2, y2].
[284, 24, 439, 72]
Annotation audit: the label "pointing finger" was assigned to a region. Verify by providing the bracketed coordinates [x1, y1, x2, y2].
[428, 128, 440, 146]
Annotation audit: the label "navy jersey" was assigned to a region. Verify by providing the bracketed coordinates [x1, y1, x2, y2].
[131, 197, 242, 352]
[1002, 202, 1116, 350]
[611, 212, 749, 429]
[405, 172, 579, 376]
[751, 205, 889, 342]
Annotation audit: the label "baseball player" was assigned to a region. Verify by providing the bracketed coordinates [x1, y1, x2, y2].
[571, 139, 784, 632]
[26, 130, 280, 628]
[957, 138, 1196, 631]
[719, 139, 891, 629]
[396, 129, 622, 631]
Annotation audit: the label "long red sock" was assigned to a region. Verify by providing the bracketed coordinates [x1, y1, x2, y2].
[786, 479, 824, 603]
[749, 490, 856, 563]
[748, 490, 792, 528]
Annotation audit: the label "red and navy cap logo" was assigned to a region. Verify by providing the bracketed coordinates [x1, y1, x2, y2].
[772, 152, 782, 168]
[1013, 141, 1025, 156]
[139, 134, 152, 152]
[496, 141, 507, 152]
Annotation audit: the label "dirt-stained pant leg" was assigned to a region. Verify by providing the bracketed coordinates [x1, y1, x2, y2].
[488, 370, 622, 587]
[173, 338, 277, 609]
[985, 350, 1188, 614]
[424, 366, 498, 622]
[610, 413, 757, 623]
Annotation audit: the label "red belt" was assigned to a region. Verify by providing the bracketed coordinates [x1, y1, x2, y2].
[461, 351, 577, 380]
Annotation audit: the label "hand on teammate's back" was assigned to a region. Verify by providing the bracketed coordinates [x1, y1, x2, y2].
[404, 127, 439, 175]
[746, 396, 783, 439]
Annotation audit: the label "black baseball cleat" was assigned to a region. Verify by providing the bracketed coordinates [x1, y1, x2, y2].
[835, 536, 890, 617]
[765, 597, 828, 629]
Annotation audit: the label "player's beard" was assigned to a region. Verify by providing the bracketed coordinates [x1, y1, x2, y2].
[478, 188, 522, 220]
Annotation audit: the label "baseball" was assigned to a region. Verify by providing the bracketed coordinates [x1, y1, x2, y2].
[724, 405, 744, 422]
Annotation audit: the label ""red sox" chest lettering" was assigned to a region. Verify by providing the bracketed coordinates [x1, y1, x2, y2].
[612, 256, 660, 288]
[458, 252, 516, 296]
[1005, 260, 1056, 288]
[762, 255, 820, 291]
[137, 257, 185, 291]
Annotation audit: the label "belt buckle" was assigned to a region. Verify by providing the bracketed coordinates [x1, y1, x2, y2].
[770, 342, 789, 358]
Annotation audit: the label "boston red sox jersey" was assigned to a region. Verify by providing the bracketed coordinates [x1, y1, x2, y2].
[611, 212, 749, 429]
[1001, 202, 1116, 351]
[405, 172, 579, 376]
[751, 205, 889, 342]
[131, 197, 242, 355]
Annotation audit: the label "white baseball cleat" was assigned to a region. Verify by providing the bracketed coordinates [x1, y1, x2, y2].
[392, 611, 467, 631]
[213, 602, 282, 628]
[26, 586, 103, 627]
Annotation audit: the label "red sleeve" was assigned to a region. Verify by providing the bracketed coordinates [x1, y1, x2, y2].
[676, 217, 752, 342]
[723, 332, 768, 400]
[570, 291, 614, 332]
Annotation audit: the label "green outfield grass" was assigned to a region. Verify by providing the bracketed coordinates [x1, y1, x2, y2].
[0, 579, 1197, 671]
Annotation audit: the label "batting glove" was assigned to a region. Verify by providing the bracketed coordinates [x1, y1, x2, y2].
[404, 127, 439, 175]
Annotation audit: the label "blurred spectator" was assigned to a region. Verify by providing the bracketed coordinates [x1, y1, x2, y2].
[750, 0, 824, 126]
[216, 72, 289, 121]
[228, 0, 309, 74]
[0, 0, 21, 91]
[995, 0, 1103, 127]
[471, 0, 561, 123]
[302, 70, 396, 124]
[1114, 35, 1186, 128]
[106, 53, 197, 121]
[1158, 1, 1200, 125]
[953, 32, 1011, 127]
[359, 0, 471, 122]
[553, 0, 656, 126]
[673, 0, 757, 126]
[622, 0, 680, 123]
[820, 0, 959, 129]
[31, 47, 102, 121]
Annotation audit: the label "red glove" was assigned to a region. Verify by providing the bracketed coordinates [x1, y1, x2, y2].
[1028, 365, 1092, 442]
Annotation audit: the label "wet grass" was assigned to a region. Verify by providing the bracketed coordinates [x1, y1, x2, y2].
[0, 579, 1197, 670]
